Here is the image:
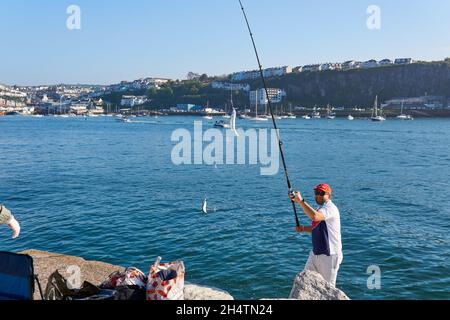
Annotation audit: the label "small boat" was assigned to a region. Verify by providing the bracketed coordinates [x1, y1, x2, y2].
[347, 115, 354, 120]
[287, 105, 296, 119]
[326, 105, 336, 119]
[249, 116, 268, 121]
[214, 119, 230, 129]
[302, 115, 311, 120]
[121, 117, 131, 123]
[248, 98, 268, 121]
[215, 108, 239, 136]
[203, 115, 213, 120]
[397, 100, 414, 120]
[371, 96, 386, 122]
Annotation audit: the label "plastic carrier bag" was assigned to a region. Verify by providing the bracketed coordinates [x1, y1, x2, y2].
[146, 257, 185, 300]
[100, 267, 147, 290]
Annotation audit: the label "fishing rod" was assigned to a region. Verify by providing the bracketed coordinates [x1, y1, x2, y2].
[238, 0, 300, 227]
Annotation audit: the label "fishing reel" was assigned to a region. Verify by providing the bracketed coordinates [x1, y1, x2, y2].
[289, 191, 297, 200]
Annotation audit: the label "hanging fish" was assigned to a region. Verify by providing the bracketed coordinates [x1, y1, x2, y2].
[202, 198, 208, 214]
[231, 108, 239, 137]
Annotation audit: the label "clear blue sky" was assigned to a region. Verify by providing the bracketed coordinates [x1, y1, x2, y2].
[1, 0, 449, 85]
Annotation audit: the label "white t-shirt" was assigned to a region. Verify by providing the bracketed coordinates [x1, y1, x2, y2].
[311, 200, 342, 256]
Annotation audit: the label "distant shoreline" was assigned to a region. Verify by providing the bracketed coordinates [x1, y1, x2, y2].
[163, 109, 450, 118]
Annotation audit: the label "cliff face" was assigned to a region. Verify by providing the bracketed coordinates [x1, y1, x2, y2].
[247, 62, 450, 106]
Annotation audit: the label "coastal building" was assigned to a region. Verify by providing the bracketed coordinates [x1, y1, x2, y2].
[70, 104, 88, 115]
[362, 60, 379, 68]
[250, 88, 286, 108]
[320, 63, 341, 71]
[262, 66, 292, 78]
[341, 60, 360, 70]
[379, 59, 393, 66]
[211, 82, 250, 92]
[302, 64, 322, 72]
[394, 58, 413, 65]
[120, 95, 147, 107]
[176, 104, 203, 112]
[231, 70, 259, 82]
[231, 66, 291, 81]
[384, 95, 445, 109]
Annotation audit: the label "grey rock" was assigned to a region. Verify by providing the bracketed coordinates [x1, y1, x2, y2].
[289, 270, 350, 300]
[184, 283, 234, 300]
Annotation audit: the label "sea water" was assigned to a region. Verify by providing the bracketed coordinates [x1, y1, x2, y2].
[0, 116, 449, 299]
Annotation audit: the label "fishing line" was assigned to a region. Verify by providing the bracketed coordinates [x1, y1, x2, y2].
[238, 0, 300, 227]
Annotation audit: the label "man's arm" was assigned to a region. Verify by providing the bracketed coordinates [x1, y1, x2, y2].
[299, 201, 326, 222]
[289, 192, 326, 222]
[0, 205, 21, 239]
[296, 225, 313, 234]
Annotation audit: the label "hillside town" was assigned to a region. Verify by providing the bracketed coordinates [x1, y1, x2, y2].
[1, 57, 450, 117]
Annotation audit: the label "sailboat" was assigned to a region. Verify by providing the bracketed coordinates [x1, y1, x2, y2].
[274, 105, 283, 120]
[311, 107, 321, 119]
[223, 89, 233, 119]
[326, 104, 336, 119]
[203, 101, 213, 120]
[287, 104, 297, 119]
[397, 100, 414, 120]
[371, 95, 386, 122]
[249, 95, 268, 121]
[239, 107, 250, 119]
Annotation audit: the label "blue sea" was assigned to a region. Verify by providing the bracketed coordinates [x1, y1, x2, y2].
[0, 115, 449, 300]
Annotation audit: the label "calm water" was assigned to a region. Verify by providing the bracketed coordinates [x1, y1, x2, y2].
[0, 115, 449, 300]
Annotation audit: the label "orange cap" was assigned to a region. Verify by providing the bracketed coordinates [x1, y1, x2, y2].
[314, 184, 332, 195]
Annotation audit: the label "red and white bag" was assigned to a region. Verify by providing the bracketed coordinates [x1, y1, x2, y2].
[146, 257, 185, 300]
[100, 267, 148, 289]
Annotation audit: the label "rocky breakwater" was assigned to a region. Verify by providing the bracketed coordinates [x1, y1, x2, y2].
[21, 250, 349, 300]
[20, 250, 234, 300]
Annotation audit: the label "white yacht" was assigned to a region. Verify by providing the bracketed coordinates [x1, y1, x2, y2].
[371, 96, 386, 122]
[397, 100, 414, 120]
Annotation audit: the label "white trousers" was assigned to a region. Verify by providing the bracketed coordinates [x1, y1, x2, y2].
[304, 251, 343, 286]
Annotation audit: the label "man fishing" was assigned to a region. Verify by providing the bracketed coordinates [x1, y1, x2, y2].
[0, 205, 21, 239]
[289, 184, 342, 286]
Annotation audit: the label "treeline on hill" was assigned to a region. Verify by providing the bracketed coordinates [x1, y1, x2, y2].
[102, 80, 249, 109]
[244, 60, 450, 107]
[103, 60, 450, 109]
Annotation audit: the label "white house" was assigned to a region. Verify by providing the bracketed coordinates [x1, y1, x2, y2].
[320, 63, 341, 71]
[362, 60, 379, 69]
[121, 95, 148, 107]
[211, 82, 250, 92]
[379, 59, 393, 66]
[250, 88, 286, 108]
[341, 61, 359, 70]
[262, 66, 292, 78]
[302, 64, 322, 72]
[394, 58, 413, 65]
